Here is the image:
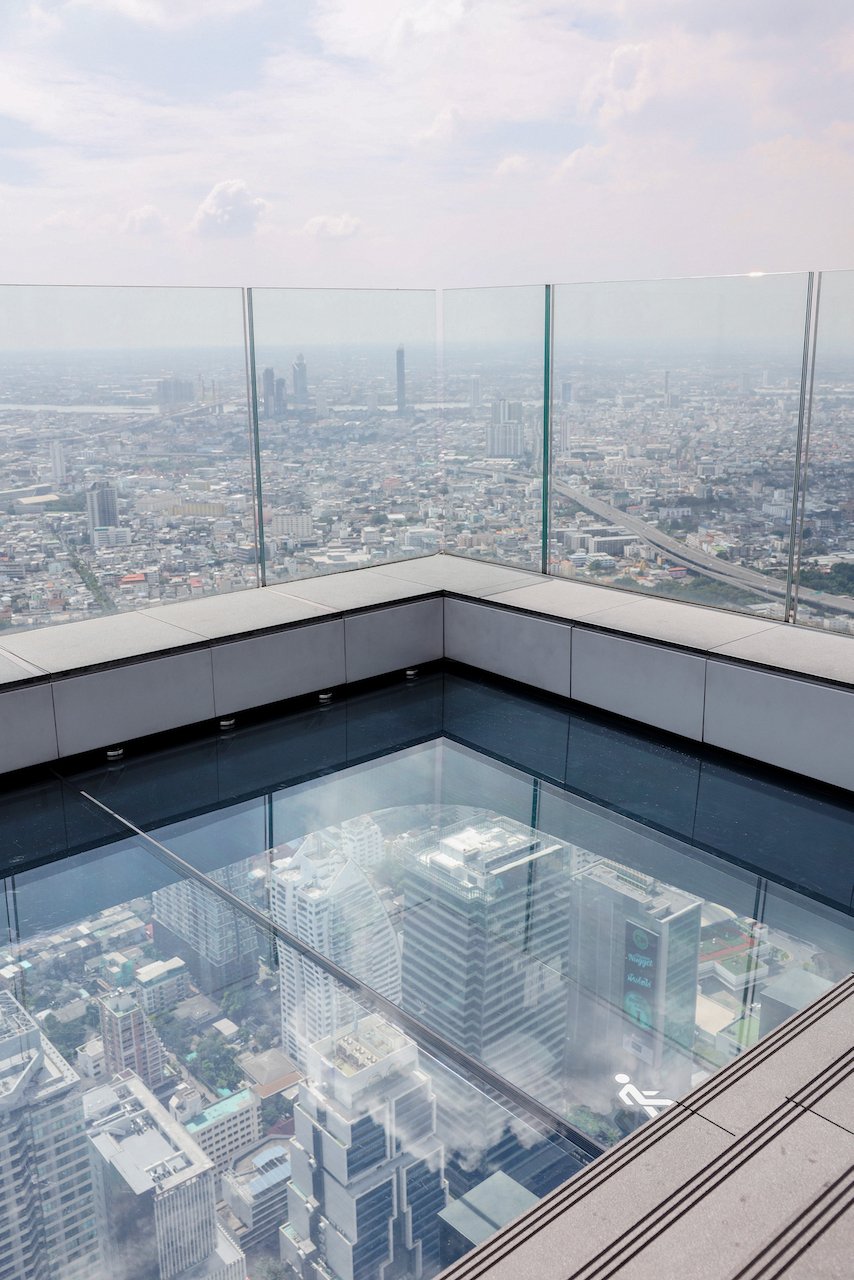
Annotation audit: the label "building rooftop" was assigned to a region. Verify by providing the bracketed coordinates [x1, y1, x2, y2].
[185, 1088, 255, 1131]
[439, 1171, 539, 1246]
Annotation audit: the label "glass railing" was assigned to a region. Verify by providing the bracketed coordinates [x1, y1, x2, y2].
[550, 273, 811, 618]
[0, 272, 850, 636]
[0, 285, 258, 630]
[249, 288, 440, 584]
[441, 286, 547, 572]
[791, 270, 854, 631]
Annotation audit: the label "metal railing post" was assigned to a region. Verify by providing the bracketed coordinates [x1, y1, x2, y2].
[541, 284, 554, 575]
[790, 272, 822, 626]
[242, 287, 267, 587]
[784, 272, 817, 622]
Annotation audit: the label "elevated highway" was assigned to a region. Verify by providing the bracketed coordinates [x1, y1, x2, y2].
[552, 480, 854, 617]
[462, 463, 854, 617]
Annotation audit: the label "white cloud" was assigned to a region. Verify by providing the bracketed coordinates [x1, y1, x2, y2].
[313, 0, 469, 62]
[554, 144, 613, 185]
[2, 0, 854, 287]
[413, 104, 462, 144]
[66, 0, 262, 29]
[494, 154, 530, 177]
[39, 207, 87, 230]
[121, 203, 167, 234]
[303, 212, 361, 239]
[189, 180, 268, 237]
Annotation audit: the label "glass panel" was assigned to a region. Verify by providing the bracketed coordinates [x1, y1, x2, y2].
[2, 764, 583, 1280]
[550, 274, 811, 617]
[0, 285, 256, 633]
[792, 269, 854, 635]
[249, 288, 438, 584]
[64, 670, 854, 1155]
[441, 286, 546, 571]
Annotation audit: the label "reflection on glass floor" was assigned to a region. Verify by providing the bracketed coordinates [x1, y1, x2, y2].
[2, 672, 852, 1280]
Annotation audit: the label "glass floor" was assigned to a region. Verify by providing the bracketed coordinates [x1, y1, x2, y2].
[2, 669, 853, 1280]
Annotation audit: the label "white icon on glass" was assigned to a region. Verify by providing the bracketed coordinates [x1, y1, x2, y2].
[614, 1073, 674, 1120]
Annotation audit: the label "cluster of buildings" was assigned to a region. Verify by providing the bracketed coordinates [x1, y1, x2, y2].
[4, 344, 851, 634]
[1, 796, 842, 1280]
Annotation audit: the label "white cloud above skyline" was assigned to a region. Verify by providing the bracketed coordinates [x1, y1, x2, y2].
[303, 212, 361, 239]
[0, 0, 851, 287]
[189, 179, 268, 237]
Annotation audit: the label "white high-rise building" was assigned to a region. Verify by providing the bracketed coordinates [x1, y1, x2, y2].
[0, 991, 103, 1280]
[135, 956, 190, 1015]
[85, 1071, 245, 1280]
[486, 421, 524, 458]
[340, 815, 385, 869]
[401, 815, 572, 1110]
[152, 862, 259, 995]
[270, 832, 401, 1067]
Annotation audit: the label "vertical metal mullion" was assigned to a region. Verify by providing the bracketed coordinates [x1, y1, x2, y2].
[243, 287, 267, 587]
[541, 284, 554, 576]
[791, 272, 822, 626]
[435, 287, 446, 552]
[784, 272, 816, 622]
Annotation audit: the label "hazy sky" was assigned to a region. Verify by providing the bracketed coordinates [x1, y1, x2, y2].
[0, 1, 853, 289]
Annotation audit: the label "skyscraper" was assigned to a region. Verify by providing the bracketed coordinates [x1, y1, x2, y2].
[99, 990, 166, 1091]
[85, 1071, 245, 1280]
[0, 991, 104, 1280]
[486, 422, 524, 458]
[152, 862, 259, 996]
[270, 831, 402, 1068]
[156, 378, 194, 407]
[401, 815, 572, 1110]
[469, 374, 481, 411]
[339, 814, 385, 869]
[564, 847, 702, 1110]
[396, 344, 406, 414]
[262, 366, 275, 419]
[292, 353, 308, 402]
[281, 1016, 447, 1280]
[86, 480, 118, 539]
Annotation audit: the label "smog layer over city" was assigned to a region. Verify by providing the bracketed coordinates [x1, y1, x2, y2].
[2, 280, 853, 638]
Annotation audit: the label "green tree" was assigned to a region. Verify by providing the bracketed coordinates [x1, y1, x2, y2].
[43, 1013, 89, 1064]
[194, 1033, 242, 1092]
[250, 1259, 288, 1280]
[261, 1093, 294, 1130]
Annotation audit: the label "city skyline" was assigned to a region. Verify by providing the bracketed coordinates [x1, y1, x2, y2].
[1, 307, 853, 637]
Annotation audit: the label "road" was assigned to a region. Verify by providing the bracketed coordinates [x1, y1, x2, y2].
[552, 480, 854, 617]
[463, 464, 854, 617]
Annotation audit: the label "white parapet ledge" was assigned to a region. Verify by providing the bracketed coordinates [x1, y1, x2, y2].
[0, 554, 851, 788]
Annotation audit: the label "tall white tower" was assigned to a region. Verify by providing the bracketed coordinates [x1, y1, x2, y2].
[270, 830, 401, 1068]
